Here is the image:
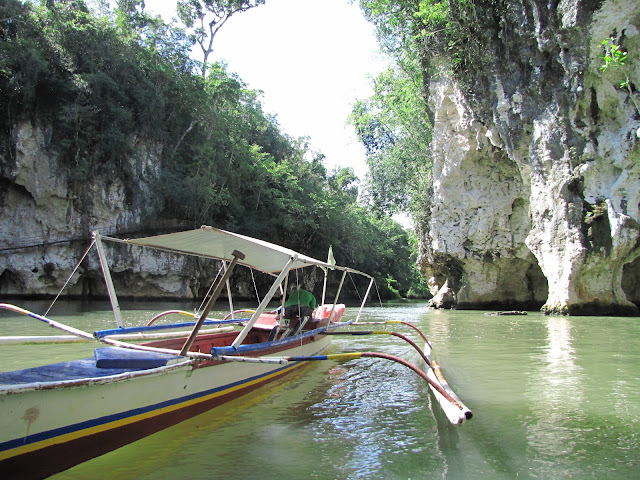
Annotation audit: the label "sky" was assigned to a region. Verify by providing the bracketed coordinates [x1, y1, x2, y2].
[148, 0, 388, 180]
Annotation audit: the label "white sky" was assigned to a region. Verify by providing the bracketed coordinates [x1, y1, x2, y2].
[148, 0, 387, 180]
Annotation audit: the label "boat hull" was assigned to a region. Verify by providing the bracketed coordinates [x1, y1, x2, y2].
[0, 334, 330, 479]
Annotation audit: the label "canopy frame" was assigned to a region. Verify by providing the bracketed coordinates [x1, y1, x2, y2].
[104, 226, 371, 279]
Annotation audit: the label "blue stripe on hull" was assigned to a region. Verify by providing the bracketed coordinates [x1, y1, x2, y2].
[0, 359, 302, 455]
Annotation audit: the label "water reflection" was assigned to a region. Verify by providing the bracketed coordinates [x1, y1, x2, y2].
[525, 316, 585, 476]
[310, 352, 443, 478]
[4, 302, 637, 479]
[426, 309, 452, 352]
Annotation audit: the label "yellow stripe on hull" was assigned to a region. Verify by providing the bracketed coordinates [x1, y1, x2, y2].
[0, 360, 307, 461]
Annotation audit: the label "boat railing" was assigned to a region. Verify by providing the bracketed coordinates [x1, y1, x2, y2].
[94, 319, 248, 338]
[0, 303, 240, 346]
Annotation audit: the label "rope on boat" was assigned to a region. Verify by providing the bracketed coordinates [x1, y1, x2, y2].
[44, 237, 96, 317]
[250, 268, 261, 304]
[197, 263, 226, 314]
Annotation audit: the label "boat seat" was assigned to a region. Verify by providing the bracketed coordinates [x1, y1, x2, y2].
[94, 347, 181, 369]
[267, 313, 315, 341]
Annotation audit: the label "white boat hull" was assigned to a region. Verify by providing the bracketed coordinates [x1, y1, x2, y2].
[0, 334, 331, 479]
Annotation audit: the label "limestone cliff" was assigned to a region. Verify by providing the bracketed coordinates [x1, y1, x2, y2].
[0, 123, 320, 301]
[422, 0, 640, 315]
[0, 121, 202, 299]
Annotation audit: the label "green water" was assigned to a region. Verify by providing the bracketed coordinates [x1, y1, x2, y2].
[1, 302, 639, 479]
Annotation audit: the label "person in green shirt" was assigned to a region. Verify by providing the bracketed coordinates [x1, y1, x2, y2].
[283, 287, 317, 319]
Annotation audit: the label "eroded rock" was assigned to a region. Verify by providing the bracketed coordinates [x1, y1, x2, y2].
[420, 0, 640, 315]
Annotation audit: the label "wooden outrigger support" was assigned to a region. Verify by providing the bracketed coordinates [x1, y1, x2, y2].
[319, 320, 471, 425]
[179, 249, 245, 356]
[423, 340, 472, 424]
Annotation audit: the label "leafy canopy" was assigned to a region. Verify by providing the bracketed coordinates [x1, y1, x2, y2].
[0, 0, 426, 299]
[351, 1, 435, 225]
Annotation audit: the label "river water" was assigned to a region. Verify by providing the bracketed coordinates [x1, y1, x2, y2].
[1, 301, 639, 479]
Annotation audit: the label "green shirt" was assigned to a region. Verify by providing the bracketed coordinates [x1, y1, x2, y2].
[284, 289, 317, 309]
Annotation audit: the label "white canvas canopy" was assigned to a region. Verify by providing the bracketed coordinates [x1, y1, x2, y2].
[123, 225, 371, 278]
[95, 226, 375, 349]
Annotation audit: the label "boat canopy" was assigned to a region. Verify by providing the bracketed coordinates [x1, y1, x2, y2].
[122, 226, 371, 278]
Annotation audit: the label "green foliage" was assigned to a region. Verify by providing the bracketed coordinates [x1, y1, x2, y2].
[350, 64, 432, 216]
[599, 36, 639, 117]
[0, 0, 196, 184]
[0, 0, 424, 299]
[414, 0, 480, 68]
[354, 0, 488, 227]
[600, 37, 628, 82]
[360, 0, 480, 71]
[351, 1, 434, 227]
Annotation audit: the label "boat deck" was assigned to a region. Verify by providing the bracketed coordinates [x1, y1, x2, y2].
[0, 345, 188, 385]
[0, 358, 136, 385]
[0, 315, 323, 387]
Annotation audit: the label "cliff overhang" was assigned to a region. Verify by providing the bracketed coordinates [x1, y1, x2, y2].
[420, 0, 640, 315]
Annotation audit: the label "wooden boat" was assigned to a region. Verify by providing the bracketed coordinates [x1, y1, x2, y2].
[0, 226, 470, 479]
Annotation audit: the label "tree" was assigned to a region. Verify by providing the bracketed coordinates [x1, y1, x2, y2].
[350, 64, 432, 218]
[1, 0, 428, 299]
[177, 0, 266, 78]
[352, 0, 441, 230]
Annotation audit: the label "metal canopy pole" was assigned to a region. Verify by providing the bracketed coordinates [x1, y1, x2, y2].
[222, 260, 234, 319]
[324, 269, 348, 322]
[231, 255, 297, 349]
[321, 269, 328, 306]
[93, 232, 124, 328]
[179, 249, 245, 356]
[332, 270, 347, 306]
[321, 246, 334, 306]
[354, 277, 375, 323]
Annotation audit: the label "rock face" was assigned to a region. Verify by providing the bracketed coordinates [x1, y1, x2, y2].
[0, 123, 323, 301]
[0, 121, 200, 299]
[421, 0, 640, 315]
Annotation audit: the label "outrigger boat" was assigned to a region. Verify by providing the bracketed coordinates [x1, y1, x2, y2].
[0, 226, 470, 479]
